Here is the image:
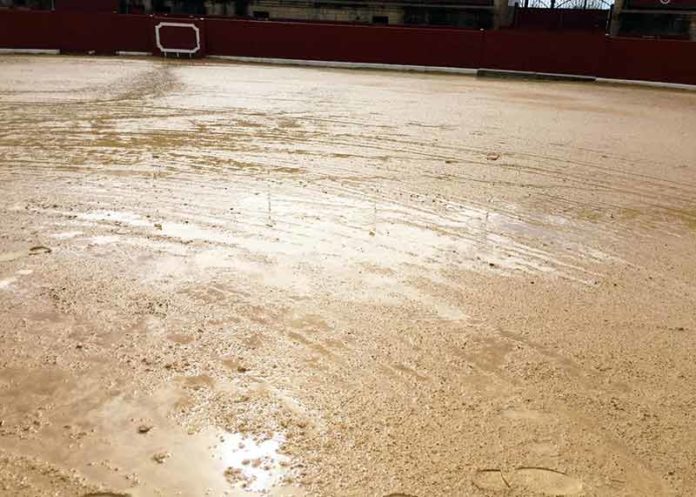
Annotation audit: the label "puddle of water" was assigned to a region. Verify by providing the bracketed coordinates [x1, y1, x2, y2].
[61, 189, 603, 288]
[0, 276, 18, 290]
[160, 221, 233, 244]
[76, 210, 151, 227]
[214, 432, 288, 492]
[50, 231, 84, 239]
[1, 384, 295, 497]
[88, 235, 121, 245]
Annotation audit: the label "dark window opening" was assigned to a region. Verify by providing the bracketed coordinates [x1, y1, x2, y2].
[404, 8, 492, 28]
[619, 12, 690, 38]
[152, 0, 171, 13]
[234, 0, 248, 16]
[372, 15, 389, 24]
[253, 10, 269, 19]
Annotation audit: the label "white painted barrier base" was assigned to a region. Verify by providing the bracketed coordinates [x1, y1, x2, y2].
[0, 48, 59, 55]
[208, 55, 479, 75]
[477, 67, 596, 82]
[116, 51, 152, 56]
[0, 48, 151, 57]
[595, 77, 696, 91]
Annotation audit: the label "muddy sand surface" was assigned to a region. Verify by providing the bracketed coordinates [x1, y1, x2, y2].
[0, 55, 695, 497]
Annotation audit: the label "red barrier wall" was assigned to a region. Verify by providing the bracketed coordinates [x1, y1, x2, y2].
[0, 11, 151, 53]
[57, 12, 151, 53]
[600, 37, 696, 85]
[111, 14, 153, 53]
[205, 19, 483, 68]
[1, 10, 695, 86]
[0, 10, 57, 49]
[482, 31, 604, 76]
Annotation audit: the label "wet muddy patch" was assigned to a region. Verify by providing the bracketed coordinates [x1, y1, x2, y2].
[2, 55, 696, 497]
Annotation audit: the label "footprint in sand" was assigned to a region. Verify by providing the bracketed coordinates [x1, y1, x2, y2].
[511, 467, 583, 495]
[0, 245, 51, 263]
[474, 467, 583, 495]
[473, 469, 510, 491]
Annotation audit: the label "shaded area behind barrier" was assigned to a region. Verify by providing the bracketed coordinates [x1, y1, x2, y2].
[627, 0, 696, 8]
[0, 10, 695, 85]
[54, 0, 118, 12]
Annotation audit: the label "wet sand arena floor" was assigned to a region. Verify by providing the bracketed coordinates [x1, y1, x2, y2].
[0, 55, 695, 497]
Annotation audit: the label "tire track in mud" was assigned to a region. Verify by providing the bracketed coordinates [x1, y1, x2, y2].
[325, 132, 696, 206]
[0, 154, 656, 280]
[5, 100, 676, 222]
[4, 72, 692, 208]
[0, 165, 606, 285]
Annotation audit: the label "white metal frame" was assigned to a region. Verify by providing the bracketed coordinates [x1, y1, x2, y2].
[155, 22, 200, 56]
